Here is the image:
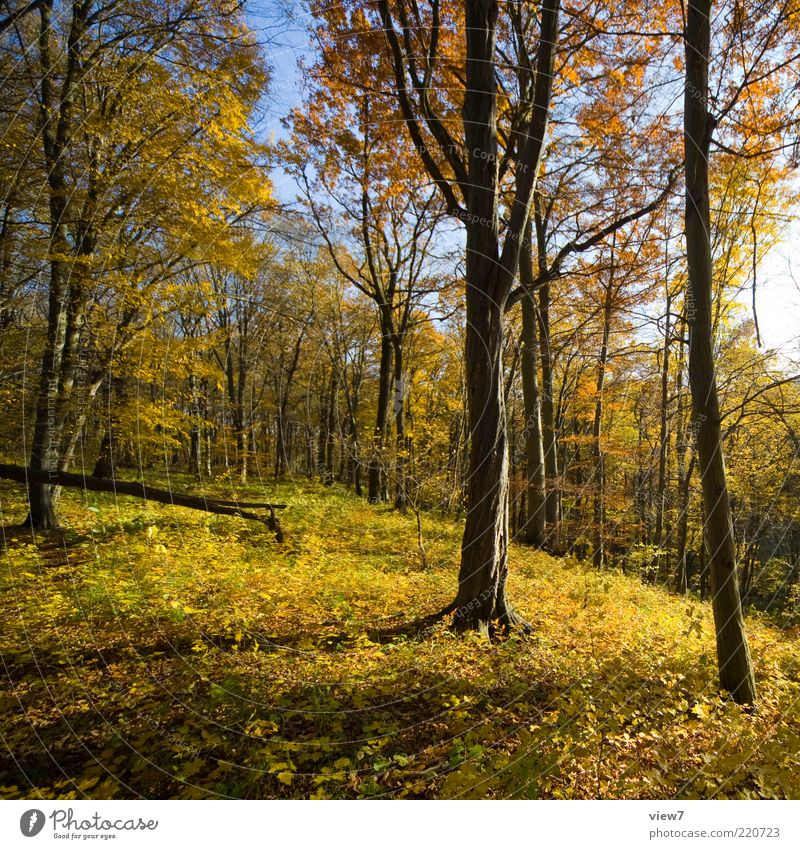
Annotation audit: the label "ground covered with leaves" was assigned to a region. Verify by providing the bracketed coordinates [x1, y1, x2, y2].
[2, 478, 800, 799]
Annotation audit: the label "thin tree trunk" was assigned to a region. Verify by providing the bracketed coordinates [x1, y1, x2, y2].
[519, 226, 546, 546]
[653, 291, 672, 565]
[592, 252, 615, 569]
[538, 279, 560, 537]
[674, 327, 692, 595]
[368, 325, 392, 503]
[392, 337, 407, 511]
[325, 368, 338, 486]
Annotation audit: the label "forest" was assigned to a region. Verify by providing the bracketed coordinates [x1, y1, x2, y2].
[2, 0, 800, 801]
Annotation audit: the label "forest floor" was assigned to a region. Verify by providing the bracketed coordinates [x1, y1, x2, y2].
[1, 476, 800, 799]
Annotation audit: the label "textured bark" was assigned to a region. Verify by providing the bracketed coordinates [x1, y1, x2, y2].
[519, 227, 546, 546]
[653, 291, 672, 578]
[674, 325, 692, 595]
[392, 337, 407, 511]
[368, 326, 392, 503]
[452, 290, 519, 632]
[684, 0, 756, 704]
[449, 0, 509, 632]
[592, 252, 614, 569]
[538, 281, 561, 532]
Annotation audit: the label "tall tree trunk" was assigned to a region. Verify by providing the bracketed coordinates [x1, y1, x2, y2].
[519, 227, 546, 547]
[684, 0, 756, 705]
[368, 325, 392, 503]
[378, 0, 559, 633]
[538, 279, 560, 538]
[592, 256, 614, 569]
[392, 337, 407, 511]
[450, 0, 511, 633]
[452, 287, 522, 633]
[674, 321, 692, 595]
[653, 290, 672, 578]
[325, 368, 338, 486]
[653, 295, 672, 545]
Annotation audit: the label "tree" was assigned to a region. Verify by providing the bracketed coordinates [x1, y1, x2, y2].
[683, 0, 756, 705]
[364, 0, 562, 632]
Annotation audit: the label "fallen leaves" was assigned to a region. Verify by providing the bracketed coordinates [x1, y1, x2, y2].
[2, 482, 800, 799]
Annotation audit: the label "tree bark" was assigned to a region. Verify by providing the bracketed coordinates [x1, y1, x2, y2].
[674, 320, 692, 595]
[325, 367, 338, 486]
[538, 281, 560, 534]
[451, 287, 522, 633]
[392, 336, 407, 511]
[519, 225, 546, 546]
[592, 248, 615, 569]
[368, 324, 392, 503]
[684, 0, 756, 705]
[653, 290, 672, 579]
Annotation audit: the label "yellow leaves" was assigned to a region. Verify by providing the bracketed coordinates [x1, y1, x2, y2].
[4, 482, 800, 801]
[267, 762, 295, 786]
[180, 760, 204, 779]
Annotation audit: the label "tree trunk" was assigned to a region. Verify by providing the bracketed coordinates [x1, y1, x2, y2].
[368, 325, 392, 503]
[519, 228, 546, 547]
[674, 336, 692, 595]
[451, 288, 523, 634]
[348, 413, 362, 496]
[684, 0, 756, 705]
[237, 357, 248, 484]
[675, 454, 695, 596]
[392, 337, 407, 511]
[592, 256, 615, 569]
[538, 280, 561, 537]
[325, 368, 338, 486]
[653, 290, 672, 579]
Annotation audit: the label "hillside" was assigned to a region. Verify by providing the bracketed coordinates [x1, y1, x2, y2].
[1, 480, 799, 800]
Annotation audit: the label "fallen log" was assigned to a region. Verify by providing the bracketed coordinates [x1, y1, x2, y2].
[0, 464, 286, 541]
